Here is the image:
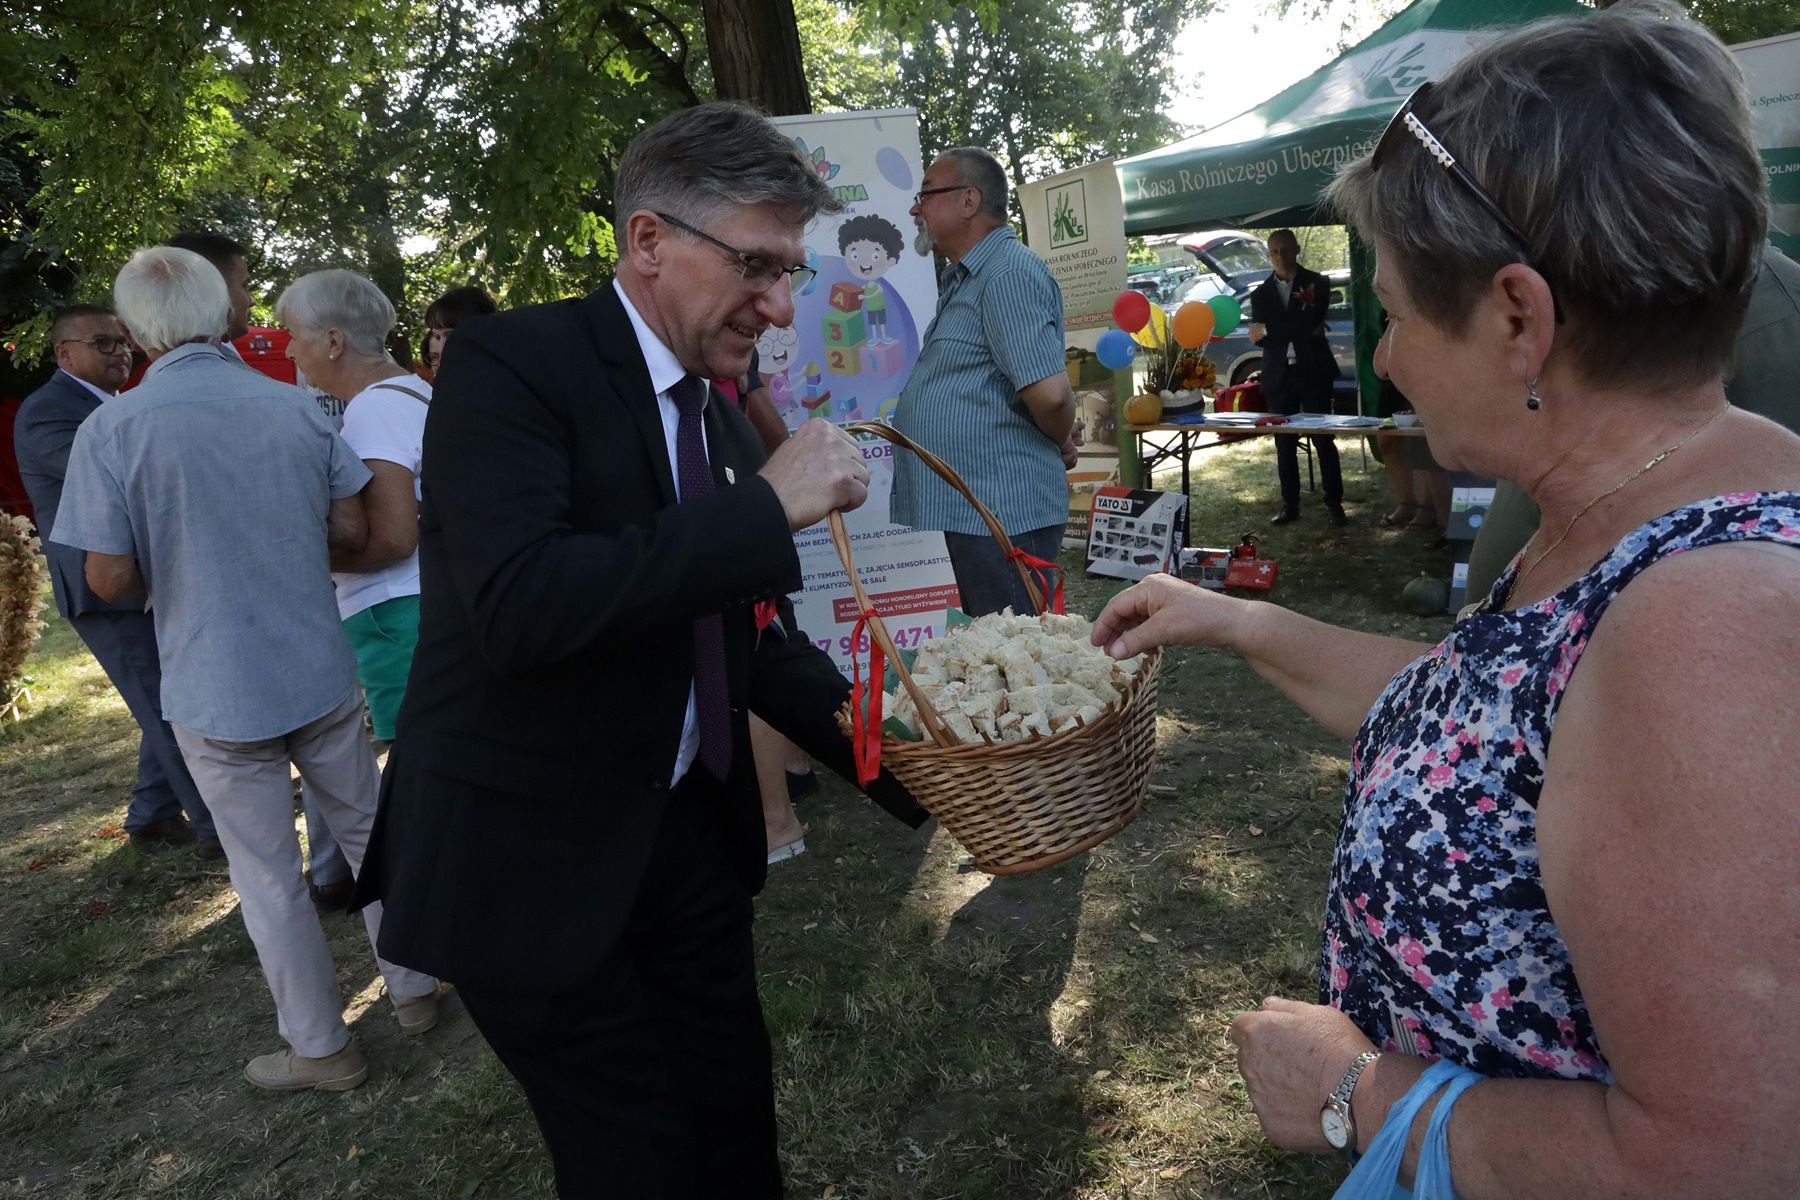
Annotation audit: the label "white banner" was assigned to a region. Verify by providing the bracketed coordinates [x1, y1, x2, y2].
[1735, 31, 1800, 258]
[769, 110, 960, 668]
[1019, 160, 1129, 334]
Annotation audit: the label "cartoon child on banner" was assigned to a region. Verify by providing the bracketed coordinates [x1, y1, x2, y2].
[839, 215, 901, 348]
[757, 323, 833, 422]
[786, 212, 922, 428]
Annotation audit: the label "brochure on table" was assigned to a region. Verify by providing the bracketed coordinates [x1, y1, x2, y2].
[770, 109, 959, 673]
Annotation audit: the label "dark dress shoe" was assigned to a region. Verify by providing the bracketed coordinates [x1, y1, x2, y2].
[1326, 504, 1349, 526]
[785, 769, 819, 803]
[128, 815, 195, 845]
[1269, 509, 1300, 526]
[194, 837, 228, 861]
[308, 874, 356, 913]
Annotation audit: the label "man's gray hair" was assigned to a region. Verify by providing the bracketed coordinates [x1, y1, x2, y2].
[1326, 0, 1766, 392]
[113, 246, 229, 355]
[614, 102, 842, 253]
[942, 148, 1009, 222]
[274, 269, 396, 358]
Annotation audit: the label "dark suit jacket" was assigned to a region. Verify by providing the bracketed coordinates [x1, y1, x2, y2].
[359, 283, 927, 994]
[1248, 265, 1340, 413]
[12, 371, 140, 619]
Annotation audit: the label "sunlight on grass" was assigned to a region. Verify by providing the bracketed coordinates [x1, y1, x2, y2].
[0, 451, 1454, 1197]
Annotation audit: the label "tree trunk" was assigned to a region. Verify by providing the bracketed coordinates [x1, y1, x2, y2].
[353, 76, 411, 362]
[703, 0, 811, 115]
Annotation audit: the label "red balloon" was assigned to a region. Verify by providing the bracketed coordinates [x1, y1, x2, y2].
[1112, 290, 1152, 333]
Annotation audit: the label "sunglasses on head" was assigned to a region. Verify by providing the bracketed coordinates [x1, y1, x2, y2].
[1372, 82, 1562, 323]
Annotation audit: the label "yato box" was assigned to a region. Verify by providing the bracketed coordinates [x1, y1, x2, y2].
[1177, 546, 1232, 590]
[1084, 486, 1188, 581]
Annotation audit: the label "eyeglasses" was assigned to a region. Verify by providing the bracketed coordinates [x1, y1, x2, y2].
[1372, 82, 1562, 323]
[912, 184, 976, 206]
[655, 212, 815, 295]
[58, 335, 132, 355]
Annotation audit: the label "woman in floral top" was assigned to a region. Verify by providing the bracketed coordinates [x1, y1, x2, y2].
[1095, 5, 1800, 1196]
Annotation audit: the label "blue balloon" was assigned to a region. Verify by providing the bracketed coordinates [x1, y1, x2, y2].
[1096, 330, 1138, 370]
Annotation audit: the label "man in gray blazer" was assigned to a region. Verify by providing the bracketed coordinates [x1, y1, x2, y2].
[13, 305, 220, 857]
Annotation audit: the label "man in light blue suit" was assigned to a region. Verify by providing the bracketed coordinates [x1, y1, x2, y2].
[13, 304, 221, 857]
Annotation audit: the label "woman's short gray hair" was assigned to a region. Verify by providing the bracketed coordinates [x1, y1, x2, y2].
[113, 246, 229, 355]
[942, 148, 1009, 222]
[274, 269, 396, 357]
[1327, 0, 1766, 392]
[614, 101, 843, 250]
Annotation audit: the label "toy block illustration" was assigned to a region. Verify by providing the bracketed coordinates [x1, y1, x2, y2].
[828, 280, 865, 314]
[822, 307, 866, 348]
[860, 338, 904, 377]
[825, 343, 862, 376]
[799, 362, 829, 409]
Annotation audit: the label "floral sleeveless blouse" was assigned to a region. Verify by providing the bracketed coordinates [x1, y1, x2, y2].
[1323, 492, 1800, 1081]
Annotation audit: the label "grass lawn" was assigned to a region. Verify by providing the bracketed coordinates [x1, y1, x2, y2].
[0, 440, 1452, 1199]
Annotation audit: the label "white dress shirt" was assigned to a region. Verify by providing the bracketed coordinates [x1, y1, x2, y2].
[613, 280, 711, 787]
[59, 368, 116, 405]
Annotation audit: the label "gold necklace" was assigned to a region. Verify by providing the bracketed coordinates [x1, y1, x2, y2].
[1502, 403, 1730, 610]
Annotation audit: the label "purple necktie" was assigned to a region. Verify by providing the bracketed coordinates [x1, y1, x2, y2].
[670, 375, 732, 781]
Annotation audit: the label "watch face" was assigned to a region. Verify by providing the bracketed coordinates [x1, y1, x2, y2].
[1320, 1105, 1350, 1150]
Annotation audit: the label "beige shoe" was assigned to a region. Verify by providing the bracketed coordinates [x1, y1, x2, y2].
[244, 1041, 368, 1092]
[392, 985, 442, 1036]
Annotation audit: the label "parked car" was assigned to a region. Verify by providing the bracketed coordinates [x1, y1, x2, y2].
[1176, 230, 1274, 299]
[1201, 268, 1358, 393]
[1125, 264, 1198, 306]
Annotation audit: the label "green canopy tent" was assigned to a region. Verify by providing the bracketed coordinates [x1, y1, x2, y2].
[1117, 0, 1588, 414]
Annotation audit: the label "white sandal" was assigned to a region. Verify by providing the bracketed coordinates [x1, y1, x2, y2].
[766, 837, 807, 865]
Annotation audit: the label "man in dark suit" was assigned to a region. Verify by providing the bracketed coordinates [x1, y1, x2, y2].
[1248, 229, 1346, 525]
[358, 102, 929, 1199]
[13, 305, 220, 855]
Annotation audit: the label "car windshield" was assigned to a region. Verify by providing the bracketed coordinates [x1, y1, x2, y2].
[1204, 240, 1271, 278]
[1169, 274, 1221, 306]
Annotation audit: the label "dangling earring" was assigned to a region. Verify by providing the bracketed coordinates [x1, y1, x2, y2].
[1526, 377, 1544, 411]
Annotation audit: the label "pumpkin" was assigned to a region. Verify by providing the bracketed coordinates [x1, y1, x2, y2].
[1124, 392, 1163, 426]
[1401, 575, 1450, 616]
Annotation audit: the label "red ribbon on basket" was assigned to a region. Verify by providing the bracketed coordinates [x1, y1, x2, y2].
[1006, 547, 1066, 614]
[848, 606, 885, 787]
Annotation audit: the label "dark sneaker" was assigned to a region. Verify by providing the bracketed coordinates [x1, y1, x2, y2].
[127, 815, 194, 845]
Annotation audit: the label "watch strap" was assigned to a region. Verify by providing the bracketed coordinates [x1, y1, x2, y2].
[1328, 1050, 1380, 1163]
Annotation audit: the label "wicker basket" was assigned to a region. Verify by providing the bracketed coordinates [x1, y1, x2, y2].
[830, 422, 1161, 875]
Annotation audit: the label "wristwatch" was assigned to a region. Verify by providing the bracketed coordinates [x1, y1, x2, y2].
[1320, 1050, 1379, 1162]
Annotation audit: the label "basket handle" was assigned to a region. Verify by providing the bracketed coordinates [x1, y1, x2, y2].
[840, 421, 1046, 613]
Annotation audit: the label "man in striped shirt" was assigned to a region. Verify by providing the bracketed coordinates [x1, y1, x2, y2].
[891, 147, 1077, 616]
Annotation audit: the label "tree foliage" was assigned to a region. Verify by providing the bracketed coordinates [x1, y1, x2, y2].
[0, 0, 1247, 368]
[890, 0, 1204, 199]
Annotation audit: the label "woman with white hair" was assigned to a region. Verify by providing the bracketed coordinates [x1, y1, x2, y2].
[1095, 3, 1800, 1195]
[276, 269, 428, 748]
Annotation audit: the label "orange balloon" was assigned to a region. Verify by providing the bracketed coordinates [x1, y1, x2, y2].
[1171, 302, 1216, 348]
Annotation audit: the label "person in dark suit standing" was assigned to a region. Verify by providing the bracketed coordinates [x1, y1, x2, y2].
[357, 102, 929, 1199]
[13, 305, 221, 856]
[1248, 229, 1347, 525]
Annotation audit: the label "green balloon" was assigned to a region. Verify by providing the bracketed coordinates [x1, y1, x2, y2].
[1207, 294, 1242, 332]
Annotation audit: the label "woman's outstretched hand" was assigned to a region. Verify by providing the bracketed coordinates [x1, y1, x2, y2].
[1091, 573, 1252, 660]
